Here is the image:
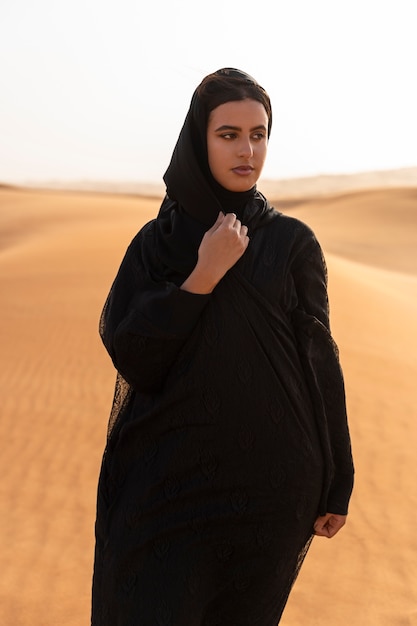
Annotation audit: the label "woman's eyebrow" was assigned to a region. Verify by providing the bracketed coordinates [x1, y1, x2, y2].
[214, 124, 267, 132]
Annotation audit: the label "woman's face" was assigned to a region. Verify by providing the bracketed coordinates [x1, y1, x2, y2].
[206, 98, 269, 192]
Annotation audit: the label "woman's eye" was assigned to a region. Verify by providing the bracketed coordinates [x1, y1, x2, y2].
[218, 132, 265, 141]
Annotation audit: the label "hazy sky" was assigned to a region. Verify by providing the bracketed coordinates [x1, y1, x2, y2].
[1, 0, 416, 184]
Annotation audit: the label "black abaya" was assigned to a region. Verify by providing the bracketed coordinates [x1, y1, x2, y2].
[92, 211, 353, 625]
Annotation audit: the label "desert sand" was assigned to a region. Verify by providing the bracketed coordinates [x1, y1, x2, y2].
[1, 183, 416, 625]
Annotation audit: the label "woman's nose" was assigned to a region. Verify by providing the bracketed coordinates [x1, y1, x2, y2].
[237, 137, 254, 157]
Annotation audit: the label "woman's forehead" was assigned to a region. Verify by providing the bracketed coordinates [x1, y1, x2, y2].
[207, 99, 269, 127]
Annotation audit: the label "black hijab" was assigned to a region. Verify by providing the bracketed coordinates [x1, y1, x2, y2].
[154, 68, 277, 276]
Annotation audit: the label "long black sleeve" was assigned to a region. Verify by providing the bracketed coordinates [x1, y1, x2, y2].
[100, 228, 210, 394]
[291, 231, 354, 515]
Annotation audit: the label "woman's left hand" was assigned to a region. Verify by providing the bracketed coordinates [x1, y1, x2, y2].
[313, 513, 347, 538]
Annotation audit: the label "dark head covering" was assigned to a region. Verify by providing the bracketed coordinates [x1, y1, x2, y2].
[154, 68, 277, 277]
[162, 68, 276, 226]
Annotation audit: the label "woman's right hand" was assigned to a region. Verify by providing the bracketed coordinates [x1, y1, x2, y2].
[181, 212, 249, 294]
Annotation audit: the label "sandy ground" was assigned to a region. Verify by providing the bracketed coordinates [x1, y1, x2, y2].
[0, 185, 416, 625]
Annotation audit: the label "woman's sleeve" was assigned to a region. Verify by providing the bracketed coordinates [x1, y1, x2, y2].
[100, 230, 210, 394]
[291, 230, 354, 515]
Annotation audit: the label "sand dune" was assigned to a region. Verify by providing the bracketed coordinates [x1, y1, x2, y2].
[1, 186, 416, 625]
[276, 187, 417, 275]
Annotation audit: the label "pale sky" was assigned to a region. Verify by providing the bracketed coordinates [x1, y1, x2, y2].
[1, 0, 416, 185]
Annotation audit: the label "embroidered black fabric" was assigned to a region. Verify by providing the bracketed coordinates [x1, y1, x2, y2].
[92, 69, 354, 625]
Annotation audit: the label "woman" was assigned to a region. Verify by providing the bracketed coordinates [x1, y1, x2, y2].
[92, 68, 354, 626]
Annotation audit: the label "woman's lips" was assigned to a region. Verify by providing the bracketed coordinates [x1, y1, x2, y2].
[232, 166, 254, 176]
